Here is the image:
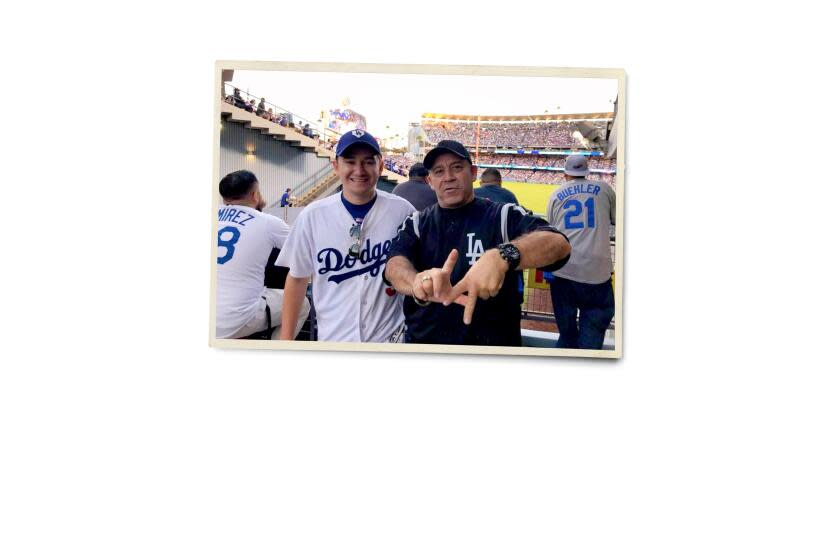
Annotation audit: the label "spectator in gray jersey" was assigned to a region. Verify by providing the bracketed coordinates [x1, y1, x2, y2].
[546, 155, 616, 349]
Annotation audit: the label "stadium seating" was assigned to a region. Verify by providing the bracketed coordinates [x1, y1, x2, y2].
[422, 120, 609, 149]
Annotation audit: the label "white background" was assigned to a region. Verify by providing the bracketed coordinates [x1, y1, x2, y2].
[2, 1, 838, 559]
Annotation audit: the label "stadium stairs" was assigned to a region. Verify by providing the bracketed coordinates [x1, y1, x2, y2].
[295, 172, 341, 206]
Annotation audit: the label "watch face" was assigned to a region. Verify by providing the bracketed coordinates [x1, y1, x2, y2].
[500, 243, 520, 267]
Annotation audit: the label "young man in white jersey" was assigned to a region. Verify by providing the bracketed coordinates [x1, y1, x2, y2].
[215, 170, 310, 339]
[546, 155, 617, 349]
[276, 130, 414, 342]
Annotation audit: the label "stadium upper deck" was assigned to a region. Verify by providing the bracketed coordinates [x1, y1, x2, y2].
[421, 112, 613, 150]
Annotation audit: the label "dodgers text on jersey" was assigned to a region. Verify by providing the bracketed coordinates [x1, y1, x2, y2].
[318, 239, 391, 284]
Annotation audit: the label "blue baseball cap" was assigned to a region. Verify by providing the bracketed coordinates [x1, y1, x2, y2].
[335, 129, 381, 157]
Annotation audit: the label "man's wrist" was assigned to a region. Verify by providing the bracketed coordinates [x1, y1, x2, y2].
[496, 243, 522, 271]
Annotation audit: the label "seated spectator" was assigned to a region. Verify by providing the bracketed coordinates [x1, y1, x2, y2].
[257, 97, 266, 117]
[216, 170, 310, 339]
[246, 99, 256, 113]
[233, 88, 247, 110]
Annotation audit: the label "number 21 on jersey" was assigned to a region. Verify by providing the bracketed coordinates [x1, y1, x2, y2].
[217, 226, 240, 264]
[563, 198, 596, 229]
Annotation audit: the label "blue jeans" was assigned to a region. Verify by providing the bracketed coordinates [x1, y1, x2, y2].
[549, 277, 614, 349]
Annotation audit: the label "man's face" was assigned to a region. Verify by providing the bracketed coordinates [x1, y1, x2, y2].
[428, 153, 477, 208]
[333, 145, 383, 201]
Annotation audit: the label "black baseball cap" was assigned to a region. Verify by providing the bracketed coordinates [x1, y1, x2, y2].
[423, 140, 472, 169]
[408, 163, 428, 177]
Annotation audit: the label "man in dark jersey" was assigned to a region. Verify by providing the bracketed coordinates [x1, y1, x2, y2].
[474, 168, 520, 205]
[392, 163, 437, 210]
[385, 140, 571, 346]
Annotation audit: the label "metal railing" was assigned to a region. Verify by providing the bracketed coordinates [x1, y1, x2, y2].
[266, 165, 337, 210]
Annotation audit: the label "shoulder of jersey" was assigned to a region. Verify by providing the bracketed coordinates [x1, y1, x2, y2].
[262, 211, 288, 225]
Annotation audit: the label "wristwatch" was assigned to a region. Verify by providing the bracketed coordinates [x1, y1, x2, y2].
[496, 243, 521, 271]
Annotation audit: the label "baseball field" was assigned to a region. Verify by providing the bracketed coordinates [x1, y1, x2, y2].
[474, 181, 559, 216]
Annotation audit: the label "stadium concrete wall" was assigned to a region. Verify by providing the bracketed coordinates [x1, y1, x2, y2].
[219, 118, 332, 206]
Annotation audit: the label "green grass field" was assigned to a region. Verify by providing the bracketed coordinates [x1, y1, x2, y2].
[474, 181, 558, 216]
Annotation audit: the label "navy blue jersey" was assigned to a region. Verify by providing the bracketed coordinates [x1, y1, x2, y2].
[474, 184, 520, 205]
[387, 197, 568, 346]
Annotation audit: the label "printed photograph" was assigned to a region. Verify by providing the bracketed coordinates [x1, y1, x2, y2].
[210, 62, 625, 358]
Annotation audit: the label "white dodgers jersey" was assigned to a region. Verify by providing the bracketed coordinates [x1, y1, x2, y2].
[216, 204, 290, 338]
[276, 191, 414, 342]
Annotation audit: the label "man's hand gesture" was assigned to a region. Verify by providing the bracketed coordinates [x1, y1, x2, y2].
[412, 249, 467, 305]
[444, 249, 509, 325]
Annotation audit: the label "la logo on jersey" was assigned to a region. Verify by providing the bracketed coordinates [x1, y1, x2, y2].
[466, 233, 484, 265]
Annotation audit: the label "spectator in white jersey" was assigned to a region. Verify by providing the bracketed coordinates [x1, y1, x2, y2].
[276, 130, 414, 342]
[546, 155, 616, 349]
[216, 170, 310, 339]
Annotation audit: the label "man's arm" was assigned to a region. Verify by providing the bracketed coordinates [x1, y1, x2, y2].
[512, 230, 570, 270]
[279, 275, 309, 340]
[384, 256, 419, 296]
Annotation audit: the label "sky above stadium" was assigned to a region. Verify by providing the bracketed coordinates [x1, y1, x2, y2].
[229, 70, 617, 146]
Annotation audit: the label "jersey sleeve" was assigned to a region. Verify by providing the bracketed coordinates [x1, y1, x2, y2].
[275, 209, 315, 278]
[386, 211, 421, 265]
[266, 214, 291, 248]
[608, 184, 616, 225]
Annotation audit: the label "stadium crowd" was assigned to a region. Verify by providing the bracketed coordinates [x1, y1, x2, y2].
[384, 154, 414, 176]
[472, 154, 616, 185]
[422, 120, 608, 148]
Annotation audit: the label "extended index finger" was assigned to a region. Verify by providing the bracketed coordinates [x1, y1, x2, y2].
[461, 289, 477, 325]
[441, 249, 459, 275]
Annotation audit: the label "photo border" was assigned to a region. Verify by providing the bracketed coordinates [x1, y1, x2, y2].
[210, 61, 626, 359]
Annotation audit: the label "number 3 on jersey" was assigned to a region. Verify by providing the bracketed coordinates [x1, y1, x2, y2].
[563, 198, 596, 229]
[217, 226, 241, 264]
